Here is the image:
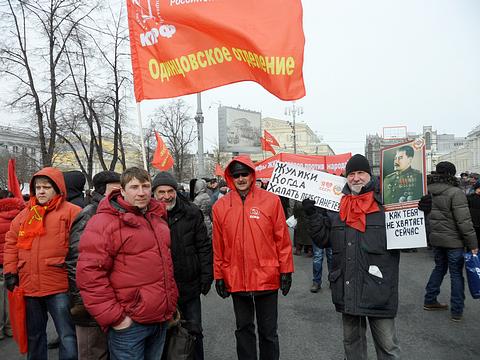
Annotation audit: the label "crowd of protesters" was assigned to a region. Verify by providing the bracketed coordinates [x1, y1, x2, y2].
[0, 155, 479, 360]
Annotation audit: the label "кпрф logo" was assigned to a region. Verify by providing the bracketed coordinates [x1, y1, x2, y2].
[131, 0, 176, 46]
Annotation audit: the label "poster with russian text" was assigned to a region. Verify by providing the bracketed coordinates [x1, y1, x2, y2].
[266, 162, 347, 212]
[386, 207, 427, 249]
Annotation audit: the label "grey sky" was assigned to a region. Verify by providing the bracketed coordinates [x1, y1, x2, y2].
[2, 0, 480, 157]
[142, 0, 480, 155]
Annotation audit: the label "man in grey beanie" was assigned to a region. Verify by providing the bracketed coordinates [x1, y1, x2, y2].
[152, 172, 213, 360]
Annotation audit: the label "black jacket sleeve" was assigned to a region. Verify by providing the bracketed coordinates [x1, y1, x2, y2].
[305, 208, 332, 248]
[66, 204, 97, 305]
[194, 209, 213, 286]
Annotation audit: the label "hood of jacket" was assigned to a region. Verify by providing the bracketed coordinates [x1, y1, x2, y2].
[427, 173, 459, 195]
[29, 167, 68, 201]
[63, 170, 86, 202]
[193, 178, 208, 197]
[224, 155, 257, 194]
[97, 189, 167, 221]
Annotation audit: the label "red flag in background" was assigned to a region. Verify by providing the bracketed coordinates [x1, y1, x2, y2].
[126, 0, 305, 101]
[264, 130, 280, 147]
[152, 131, 174, 171]
[261, 137, 276, 155]
[8, 159, 23, 200]
[215, 164, 224, 177]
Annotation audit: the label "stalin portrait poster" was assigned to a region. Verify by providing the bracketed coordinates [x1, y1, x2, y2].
[380, 139, 427, 207]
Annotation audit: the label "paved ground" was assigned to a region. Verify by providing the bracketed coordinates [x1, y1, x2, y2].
[1, 248, 478, 359]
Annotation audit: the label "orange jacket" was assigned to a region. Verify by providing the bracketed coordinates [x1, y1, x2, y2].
[3, 167, 81, 297]
[212, 156, 294, 292]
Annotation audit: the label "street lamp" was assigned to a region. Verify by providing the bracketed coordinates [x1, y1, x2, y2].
[285, 101, 303, 154]
[195, 93, 205, 177]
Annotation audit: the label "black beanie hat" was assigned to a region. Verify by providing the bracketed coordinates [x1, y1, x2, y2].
[345, 154, 371, 176]
[228, 161, 252, 176]
[152, 171, 178, 192]
[436, 161, 456, 176]
[92, 171, 121, 195]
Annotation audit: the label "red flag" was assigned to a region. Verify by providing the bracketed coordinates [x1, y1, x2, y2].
[152, 131, 174, 171]
[261, 137, 276, 155]
[126, 1, 305, 101]
[8, 159, 23, 199]
[215, 164, 224, 177]
[263, 130, 280, 147]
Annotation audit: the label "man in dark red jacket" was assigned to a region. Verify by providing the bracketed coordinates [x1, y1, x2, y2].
[76, 167, 178, 360]
[213, 156, 294, 360]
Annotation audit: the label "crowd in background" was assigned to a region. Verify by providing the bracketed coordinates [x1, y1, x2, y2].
[0, 158, 479, 360]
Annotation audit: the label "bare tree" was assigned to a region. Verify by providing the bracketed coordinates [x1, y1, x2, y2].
[0, 0, 97, 167]
[150, 99, 197, 182]
[54, 2, 131, 185]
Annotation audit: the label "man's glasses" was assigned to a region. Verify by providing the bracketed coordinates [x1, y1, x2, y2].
[232, 172, 250, 179]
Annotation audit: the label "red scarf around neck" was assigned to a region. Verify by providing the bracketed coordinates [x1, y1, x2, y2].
[339, 191, 380, 232]
[17, 195, 62, 250]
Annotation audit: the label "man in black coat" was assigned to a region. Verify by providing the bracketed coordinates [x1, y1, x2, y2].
[304, 154, 400, 360]
[66, 170, 121, 360]
[152, 172, 213, 360]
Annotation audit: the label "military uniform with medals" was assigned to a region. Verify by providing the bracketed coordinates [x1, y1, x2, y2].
[383, 167, 423, 205]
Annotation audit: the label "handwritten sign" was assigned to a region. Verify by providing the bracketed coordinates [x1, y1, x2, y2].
[267, 162, 347, 212]
[385, 207, 427, 249]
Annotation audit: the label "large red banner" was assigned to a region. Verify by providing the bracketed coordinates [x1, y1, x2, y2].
[255, 153, 352, 179]
[126, 0, 305, 101]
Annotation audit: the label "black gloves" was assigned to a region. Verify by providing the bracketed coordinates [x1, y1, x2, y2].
[201, 282, 211, 296]
[280, 273, 292, 296]
[5, 273, 19, 292]
[215, 279, 230, 299]
[418, 194, 432, 214]
[302, 199, 316, 216]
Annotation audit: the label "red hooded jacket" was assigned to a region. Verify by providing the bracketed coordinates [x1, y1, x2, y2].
[76, 190, 178, 330]
[0, 197, 25, 265]
[3, 167, 81, 296]
[212, 155, 294, 292]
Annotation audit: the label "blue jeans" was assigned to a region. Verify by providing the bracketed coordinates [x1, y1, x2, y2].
[26, 293, 77, 360]
[312, 244, 332, 286]
[424, 247, 465, 315]
[108, 321, 167, 360]
[178, 296, 204, 360]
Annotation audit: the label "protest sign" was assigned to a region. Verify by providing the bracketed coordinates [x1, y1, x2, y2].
[266, 162, 347, 212]
[256, 152, 351, 179]
[385, 207, 427, 249]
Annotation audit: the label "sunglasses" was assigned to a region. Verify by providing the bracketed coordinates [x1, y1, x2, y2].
[232, 172, 251, 179]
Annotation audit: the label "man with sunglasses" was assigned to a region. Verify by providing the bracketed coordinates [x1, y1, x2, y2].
[212, 155, 294, 360]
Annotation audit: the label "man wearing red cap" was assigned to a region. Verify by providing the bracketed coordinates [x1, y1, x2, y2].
[304, 154, 401, 360]
[212, 155, 294, 360]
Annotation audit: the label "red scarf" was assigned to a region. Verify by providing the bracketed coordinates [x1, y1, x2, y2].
[339, 191, 380, 232]
[17, 195, 62, 250]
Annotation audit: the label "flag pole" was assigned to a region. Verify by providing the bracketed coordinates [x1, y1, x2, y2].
[136, 102, 148, 170]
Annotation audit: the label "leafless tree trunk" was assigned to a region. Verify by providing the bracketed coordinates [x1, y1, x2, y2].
[0, 0, 95, 167]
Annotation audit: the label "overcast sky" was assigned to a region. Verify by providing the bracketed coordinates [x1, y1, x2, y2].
[2, 0, 480, 156]
[141, 0, 480, 155]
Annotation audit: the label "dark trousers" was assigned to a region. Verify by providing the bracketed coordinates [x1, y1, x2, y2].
[178, 296, 204, 360]
[232, 291, 279, 360]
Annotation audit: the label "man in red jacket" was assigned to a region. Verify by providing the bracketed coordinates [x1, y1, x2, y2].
[212, 155, 294, 360]
[76, 167, 178, 360]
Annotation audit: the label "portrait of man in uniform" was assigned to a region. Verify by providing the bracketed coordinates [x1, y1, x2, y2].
[382, 144, 425, 205]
